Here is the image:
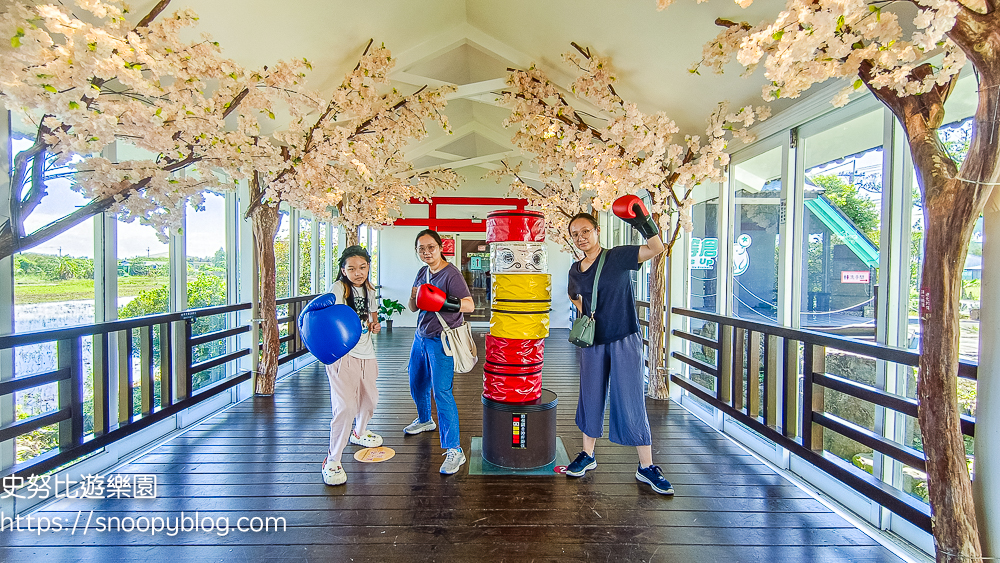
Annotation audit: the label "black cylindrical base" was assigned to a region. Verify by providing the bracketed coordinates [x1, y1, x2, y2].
[482, 389, 557, 469]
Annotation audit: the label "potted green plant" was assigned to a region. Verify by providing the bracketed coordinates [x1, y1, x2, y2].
[378, 298, 405, 332]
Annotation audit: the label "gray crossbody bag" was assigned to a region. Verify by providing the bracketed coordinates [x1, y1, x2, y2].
[568, 250, 606, 348]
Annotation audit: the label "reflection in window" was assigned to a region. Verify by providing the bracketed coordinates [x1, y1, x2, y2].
[732, 145, 783, 322]
[689, 201, 719, 313]
[800, 109, 883, 336]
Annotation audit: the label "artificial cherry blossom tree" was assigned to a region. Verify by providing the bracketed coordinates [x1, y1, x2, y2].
[243, 41, 459, 395]
[665, 0, 999, 559]
[0, 0, 307, 258]
[497, 44, 767, 398]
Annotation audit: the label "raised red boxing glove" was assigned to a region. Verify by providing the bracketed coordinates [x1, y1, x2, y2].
[612, 194, 659, 239]
[416, 283, 461, 313]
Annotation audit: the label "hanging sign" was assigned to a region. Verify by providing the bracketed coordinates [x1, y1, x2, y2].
[841, 271, 871, 284]
[441, 237, 456, 256]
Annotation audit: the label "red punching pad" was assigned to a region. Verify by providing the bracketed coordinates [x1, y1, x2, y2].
[483, 369, 543, 402]
[484, 360, 543, 375]
[485, 335, 544, 365]
[486, 210, 546, 243]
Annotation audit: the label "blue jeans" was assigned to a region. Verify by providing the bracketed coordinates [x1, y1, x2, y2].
[408, 333, 461, 450]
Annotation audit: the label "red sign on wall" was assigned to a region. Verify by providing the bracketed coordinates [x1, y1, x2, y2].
[441, 237, 456, 256]
[841, 271, 871, 284]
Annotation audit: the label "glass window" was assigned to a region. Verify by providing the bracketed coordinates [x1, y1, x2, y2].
[186, 192, 229, 392]
[10, 111, 95, 459]
[275, 211, 290, 299]
[318, 222, 327, 292]
[689, 200, 719, 313]
[298, 217, 312, 295]
[368, 227, 379, 290]
[275, 211, 290, 355]
[731, 145, 784, 322]
[800, 109, 884, 337]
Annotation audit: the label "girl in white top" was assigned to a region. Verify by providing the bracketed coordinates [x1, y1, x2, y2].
[321, 245, 383, 486]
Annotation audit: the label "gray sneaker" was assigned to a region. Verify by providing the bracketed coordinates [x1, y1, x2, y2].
[439, 448, 466, 475]
[404, 417, 437, 435]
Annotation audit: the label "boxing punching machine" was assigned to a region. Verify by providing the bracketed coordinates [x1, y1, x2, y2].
[481, 210, 558, 469]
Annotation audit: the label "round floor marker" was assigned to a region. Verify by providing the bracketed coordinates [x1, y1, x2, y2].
[554, 465, 568, 474]
[354, 446, 396, 463]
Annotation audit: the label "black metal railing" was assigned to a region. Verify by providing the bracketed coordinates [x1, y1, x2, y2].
[0, 294, 319, 479]
[668, 306, 976, 535]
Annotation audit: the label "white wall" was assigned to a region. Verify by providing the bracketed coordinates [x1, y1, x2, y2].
[378, 225, 426, 328]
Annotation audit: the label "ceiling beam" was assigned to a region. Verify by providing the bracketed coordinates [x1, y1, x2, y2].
[404, 122, 477, 160]
[445, 78, 508, 101]
[412, 150, 516, 173]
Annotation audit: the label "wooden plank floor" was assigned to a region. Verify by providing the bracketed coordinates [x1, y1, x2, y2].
[1, 328, 907, 562]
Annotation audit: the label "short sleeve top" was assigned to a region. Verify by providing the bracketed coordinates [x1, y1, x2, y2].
[567, 245, 641, 345]
[412, 263, 472, 338]
[329, 280, 379, 359]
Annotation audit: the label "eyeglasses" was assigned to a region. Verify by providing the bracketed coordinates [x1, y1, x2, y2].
[570, 228, 595, 240]
[417, 245, 439, 254]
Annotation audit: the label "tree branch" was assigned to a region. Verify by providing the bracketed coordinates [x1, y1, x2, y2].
[860, 60, 958, 200]
[134, 0, 173, 29]
[222, 87, 250, 119]
[3, 195, 116, 257]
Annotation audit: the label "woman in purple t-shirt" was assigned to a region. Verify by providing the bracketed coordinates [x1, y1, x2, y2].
[404, 229, 474, 475]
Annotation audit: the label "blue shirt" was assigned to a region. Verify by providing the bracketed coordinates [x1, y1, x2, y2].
[567, 245, 641, 345]
[412, 263, 472, 338]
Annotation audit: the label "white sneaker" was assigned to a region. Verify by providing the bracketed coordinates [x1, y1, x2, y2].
[349, 430, 383, 447]
[440, 448, 466, 475]
[403, 417, 437, 435]
[321, 457, 346, 486]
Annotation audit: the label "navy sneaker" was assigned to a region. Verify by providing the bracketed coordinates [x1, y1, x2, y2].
[636, 464, 674, 495]
[565, 451, 597, 477]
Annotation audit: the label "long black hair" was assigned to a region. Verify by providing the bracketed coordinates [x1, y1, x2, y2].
[336, 245, 374, 320]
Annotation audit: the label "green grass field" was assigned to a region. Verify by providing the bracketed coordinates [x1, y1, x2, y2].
[14, 276, 170, 305]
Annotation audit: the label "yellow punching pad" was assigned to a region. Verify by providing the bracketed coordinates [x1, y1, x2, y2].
[491, 274, 551, 301]
[490, 274, 551, 339]
[490, 311, 550, 339]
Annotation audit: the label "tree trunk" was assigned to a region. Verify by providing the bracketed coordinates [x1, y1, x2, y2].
[920, 202, 983, 563]
[646, 251, 668, 398]
[251, 197, 282, 396]
[646, 211, 669, 398]
[345, 226, 359, 247]
[861, 45, 997, 560]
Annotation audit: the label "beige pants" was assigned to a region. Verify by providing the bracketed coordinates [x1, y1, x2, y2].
[326, 354, 379, 461]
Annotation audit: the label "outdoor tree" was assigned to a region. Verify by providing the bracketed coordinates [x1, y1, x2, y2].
[657, 0, 1000, 559]
[0, 0, 309, 258]
[242, 41, 459, 395]
[496, 43, 767, 398]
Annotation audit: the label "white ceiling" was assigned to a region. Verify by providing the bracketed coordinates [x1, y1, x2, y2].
[129, 0, 799, 177]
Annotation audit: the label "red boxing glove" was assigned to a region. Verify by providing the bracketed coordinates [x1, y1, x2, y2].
[612, 194, 659, 239]
[416, 284, 461, 313]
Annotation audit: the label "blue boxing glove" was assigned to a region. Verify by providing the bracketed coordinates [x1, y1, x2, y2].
[298, 293, 362, 365]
